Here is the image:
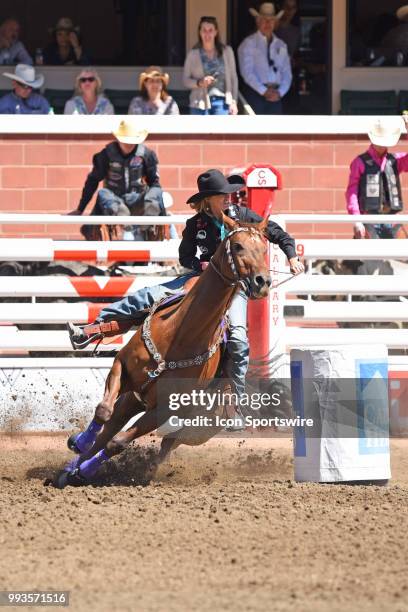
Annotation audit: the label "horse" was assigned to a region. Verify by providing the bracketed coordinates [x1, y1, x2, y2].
[55, 214, 272, 487]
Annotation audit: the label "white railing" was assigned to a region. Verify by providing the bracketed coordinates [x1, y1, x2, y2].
[0, 213, 407, 357]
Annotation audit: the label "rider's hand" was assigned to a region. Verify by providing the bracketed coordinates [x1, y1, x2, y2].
[201, 261, 209, 271]
[67, 209, 82, 216]
[289, 257, 304, 275]
[353, 222, 366, 239]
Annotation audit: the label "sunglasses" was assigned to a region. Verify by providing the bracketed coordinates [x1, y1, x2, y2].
[79, 76, 95, 83]
[17, 83, 32, 90]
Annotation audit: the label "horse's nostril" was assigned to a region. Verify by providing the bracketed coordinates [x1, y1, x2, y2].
[255, 275, 265, 288]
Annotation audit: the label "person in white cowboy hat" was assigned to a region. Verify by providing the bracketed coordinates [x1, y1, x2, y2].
[346, 117, 408, 239]
[0, 63, 49, 114]
[68, 119, 165, 241]
[238, 2, 292, 114]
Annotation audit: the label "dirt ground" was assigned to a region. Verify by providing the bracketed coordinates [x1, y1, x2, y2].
[0, 434, 408, 612]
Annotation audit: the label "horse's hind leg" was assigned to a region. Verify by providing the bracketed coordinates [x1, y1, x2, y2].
[67, 356, 124, 455]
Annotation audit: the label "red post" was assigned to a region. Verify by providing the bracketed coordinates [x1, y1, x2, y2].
[242, 164, 283, 362]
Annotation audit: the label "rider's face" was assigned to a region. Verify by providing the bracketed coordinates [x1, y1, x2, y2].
[207, 194, 229, 219]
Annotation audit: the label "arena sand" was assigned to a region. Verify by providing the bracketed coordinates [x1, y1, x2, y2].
[0, 434, 408, 612]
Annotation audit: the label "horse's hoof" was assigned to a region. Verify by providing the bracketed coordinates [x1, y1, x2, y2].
[67, 433, 82, 454]
[53, 470, 70, 489]
[53, 468, 89, 489]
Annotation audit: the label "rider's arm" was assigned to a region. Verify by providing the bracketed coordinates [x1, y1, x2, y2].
[179, 218, 201, 272]
[239, 207, 297, 260]
[77, 150, 109, 213]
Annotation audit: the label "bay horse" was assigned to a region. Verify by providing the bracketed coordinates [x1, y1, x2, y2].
[55, 214, 271, 487]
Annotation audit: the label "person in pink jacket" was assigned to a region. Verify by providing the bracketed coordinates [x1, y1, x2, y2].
[345, 118, 408, 238]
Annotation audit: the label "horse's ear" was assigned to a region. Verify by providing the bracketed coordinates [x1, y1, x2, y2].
[257, 216, 269, 234]
[222, 212, 238, 232]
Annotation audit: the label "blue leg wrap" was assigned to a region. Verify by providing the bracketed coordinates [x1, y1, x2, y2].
[75, 420, 103, 453]
[79, 449, 109, 479]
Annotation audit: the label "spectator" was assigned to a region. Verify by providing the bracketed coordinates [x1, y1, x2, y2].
[0, 17, 32, 65]
[68, 119, 164, 241]
[346, 118, 408, 239]
[377, 5, 408, 65]
[183, 15, 238, 115]
[43, 17, 90, 66]
[0, 64, 49, 114]
[128, 66, 179, 115]
[276, 0, 301, 58]
[64, 68, 114, 115]
[238, 2, 292, 114]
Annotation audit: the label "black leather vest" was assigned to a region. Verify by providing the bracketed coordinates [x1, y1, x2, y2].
[358, 152, 403, 213]
[104, 142, 147, 196]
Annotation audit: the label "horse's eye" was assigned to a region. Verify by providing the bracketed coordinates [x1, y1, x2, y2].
[233, 243, 244, 253]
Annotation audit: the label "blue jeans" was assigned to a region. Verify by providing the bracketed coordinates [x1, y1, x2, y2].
[98, 277, 249, 397]
[190, 96, 229, 115]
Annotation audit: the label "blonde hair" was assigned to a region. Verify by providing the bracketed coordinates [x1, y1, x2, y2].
[190, 197, 213, 214]
[74, 68, 102, 96]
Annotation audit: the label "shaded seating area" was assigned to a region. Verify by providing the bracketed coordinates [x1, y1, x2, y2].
[43, 89, 73, 114]
[340, 90, 398, 115]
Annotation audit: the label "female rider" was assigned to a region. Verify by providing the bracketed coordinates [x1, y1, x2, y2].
[68, 169, 304, 418]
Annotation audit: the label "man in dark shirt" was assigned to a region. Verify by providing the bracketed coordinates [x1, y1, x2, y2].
[68, 119, 164, 240]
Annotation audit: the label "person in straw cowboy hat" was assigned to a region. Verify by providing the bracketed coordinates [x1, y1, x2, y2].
[238, 2, 292, 114]
[0, 63, 49, 114]
[128, 66, 179, 115]
[68, 119, 165, 241]
[346, 117, 408, 239]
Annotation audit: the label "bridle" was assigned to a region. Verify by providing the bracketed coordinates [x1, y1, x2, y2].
[209, 227, 266, 288]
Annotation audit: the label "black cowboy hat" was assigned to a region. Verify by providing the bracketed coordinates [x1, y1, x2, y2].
[187, 169, 245, 204]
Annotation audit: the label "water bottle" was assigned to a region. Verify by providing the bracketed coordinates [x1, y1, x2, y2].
[48, 107, 54, 115]
[35, 48, 43, 66]
[15, 104, 21, 114]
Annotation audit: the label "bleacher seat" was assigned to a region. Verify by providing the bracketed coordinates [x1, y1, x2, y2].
[168, 89, 190, 114]
[340, 90, 398, 115]
[104, 89, 137, 115]
[398, 90, 408, 114]
[43, 89, 74, 114]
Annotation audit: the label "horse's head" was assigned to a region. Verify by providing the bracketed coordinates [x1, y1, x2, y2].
[211, 214, 272, 299]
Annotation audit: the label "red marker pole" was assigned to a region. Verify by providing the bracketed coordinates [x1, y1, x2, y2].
[242, 165, 283, 365]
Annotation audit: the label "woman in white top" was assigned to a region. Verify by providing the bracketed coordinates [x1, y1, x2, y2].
[128, 66, 179, 115]
[183, 16, 238, 115]
[64, 68, 114, 115]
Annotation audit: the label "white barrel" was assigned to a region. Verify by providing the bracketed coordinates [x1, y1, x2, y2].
[290, 345, 391, 483]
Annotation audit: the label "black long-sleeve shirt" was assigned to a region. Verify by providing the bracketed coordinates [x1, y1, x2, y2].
[179, 205, 297, 272]
[77, 142, 161, 213]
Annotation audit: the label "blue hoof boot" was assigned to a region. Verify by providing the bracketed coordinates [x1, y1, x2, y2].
[67, 433, 94, 455]
[54, 468, 88, 489]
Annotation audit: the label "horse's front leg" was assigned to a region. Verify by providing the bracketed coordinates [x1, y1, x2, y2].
[67, 356, 124, 455]
[57, 404, 172, 487]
